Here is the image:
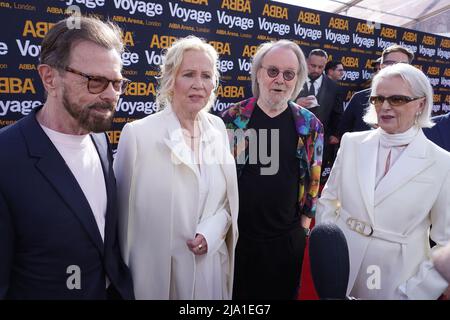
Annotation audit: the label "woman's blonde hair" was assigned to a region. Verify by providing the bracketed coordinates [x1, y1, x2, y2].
[156, 35, 220, 111]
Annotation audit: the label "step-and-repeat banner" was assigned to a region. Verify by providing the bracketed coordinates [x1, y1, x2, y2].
[1, 0, 449, 147]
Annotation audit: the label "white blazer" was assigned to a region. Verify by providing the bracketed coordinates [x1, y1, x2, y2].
[317, 128, 450, 299]
[114, 106, 239, 299]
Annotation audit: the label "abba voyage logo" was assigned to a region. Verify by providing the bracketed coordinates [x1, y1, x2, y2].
[64, 0, 164, 16]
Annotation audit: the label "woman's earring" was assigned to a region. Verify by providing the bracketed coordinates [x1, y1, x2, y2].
[415, 111, 421, 124]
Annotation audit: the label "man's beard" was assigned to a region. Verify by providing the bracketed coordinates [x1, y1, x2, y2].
[267, 96, 289, 111]
[309, 73, 321, 81]
[62, 91, 115, 133]
[262, 91, 290, 111]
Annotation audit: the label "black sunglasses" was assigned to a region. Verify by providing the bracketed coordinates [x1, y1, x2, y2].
[65, 66, 131, 94]
[261, 66, 297, 81]
[369, 95, 424, 106]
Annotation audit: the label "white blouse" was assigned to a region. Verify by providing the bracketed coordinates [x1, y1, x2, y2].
[375, 126, 420, 188]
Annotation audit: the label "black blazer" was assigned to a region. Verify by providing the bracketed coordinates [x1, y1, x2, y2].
[298, 75, 343, 137]
[338, 88, 372, 136]
[424, 112, 450, 152]
[0, 106, 134, 299]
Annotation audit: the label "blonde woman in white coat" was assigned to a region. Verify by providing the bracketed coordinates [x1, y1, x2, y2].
[114, 36, 238, 299]
[316, 63, 450, 299]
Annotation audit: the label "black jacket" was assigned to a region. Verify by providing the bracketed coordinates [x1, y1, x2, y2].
[298, 75, 343, 138]
[0, 106, 134, 299]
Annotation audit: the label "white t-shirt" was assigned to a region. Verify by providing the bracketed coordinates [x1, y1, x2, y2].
[41, 125, 107, 241]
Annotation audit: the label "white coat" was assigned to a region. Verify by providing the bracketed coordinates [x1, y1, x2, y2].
[114, 106, 239, 299]
[317, 128, 450, 299]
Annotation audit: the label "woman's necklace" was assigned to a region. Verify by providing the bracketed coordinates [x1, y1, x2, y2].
[183, 131, 200, 139]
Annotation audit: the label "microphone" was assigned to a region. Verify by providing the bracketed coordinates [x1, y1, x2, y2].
[309, 222, 350, 299]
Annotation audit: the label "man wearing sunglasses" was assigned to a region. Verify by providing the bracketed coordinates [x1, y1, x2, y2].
[0, 16, 134, 300]
[222, 40, 323, 299]
[339, 45, 414, 136]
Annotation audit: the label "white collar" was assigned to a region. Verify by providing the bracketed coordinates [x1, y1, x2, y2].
[379, 126, 419, 148]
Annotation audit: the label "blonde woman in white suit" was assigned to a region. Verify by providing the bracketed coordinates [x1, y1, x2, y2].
[316, 63, 450, 299]
[114, 36, 238, 299]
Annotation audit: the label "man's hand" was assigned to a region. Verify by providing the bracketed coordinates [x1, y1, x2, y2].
[296, 95, 319, 109]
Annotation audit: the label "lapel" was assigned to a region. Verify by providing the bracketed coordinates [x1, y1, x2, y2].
[374, 130, 434, 206]
[163, 106, 200, 180]
[220, 156, 239, 227]
[199, 110, 229, 175]
[231, 98, 256, 130]
[20, 108, 104, 255]
[299, 82, 308, 97]
[357, 130, 379, 223]
[198, 112, 231, 219]
[289, 101, 312, 176]
[201, 111, 239, 228]
[316, 75, 328, 107]
[223, 98, 257, 176]
[90, 133, 116, 249]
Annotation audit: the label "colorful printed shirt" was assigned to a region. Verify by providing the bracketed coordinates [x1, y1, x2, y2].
[221, 97, 324, 218]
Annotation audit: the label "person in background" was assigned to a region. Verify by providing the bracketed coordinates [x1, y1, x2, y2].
[424, 112, 450, 152]
[339, 45, 414, 136]
[325, 60, 345, 82]
[296, 49, 342, 186]
[0, 16, 134, 299]
[114, 36, 238, 300]
[296, 49, 342, 146]
[317, 63, 450, 299]
[373, 57, 382, 74]
[222, 40, 323, 299]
